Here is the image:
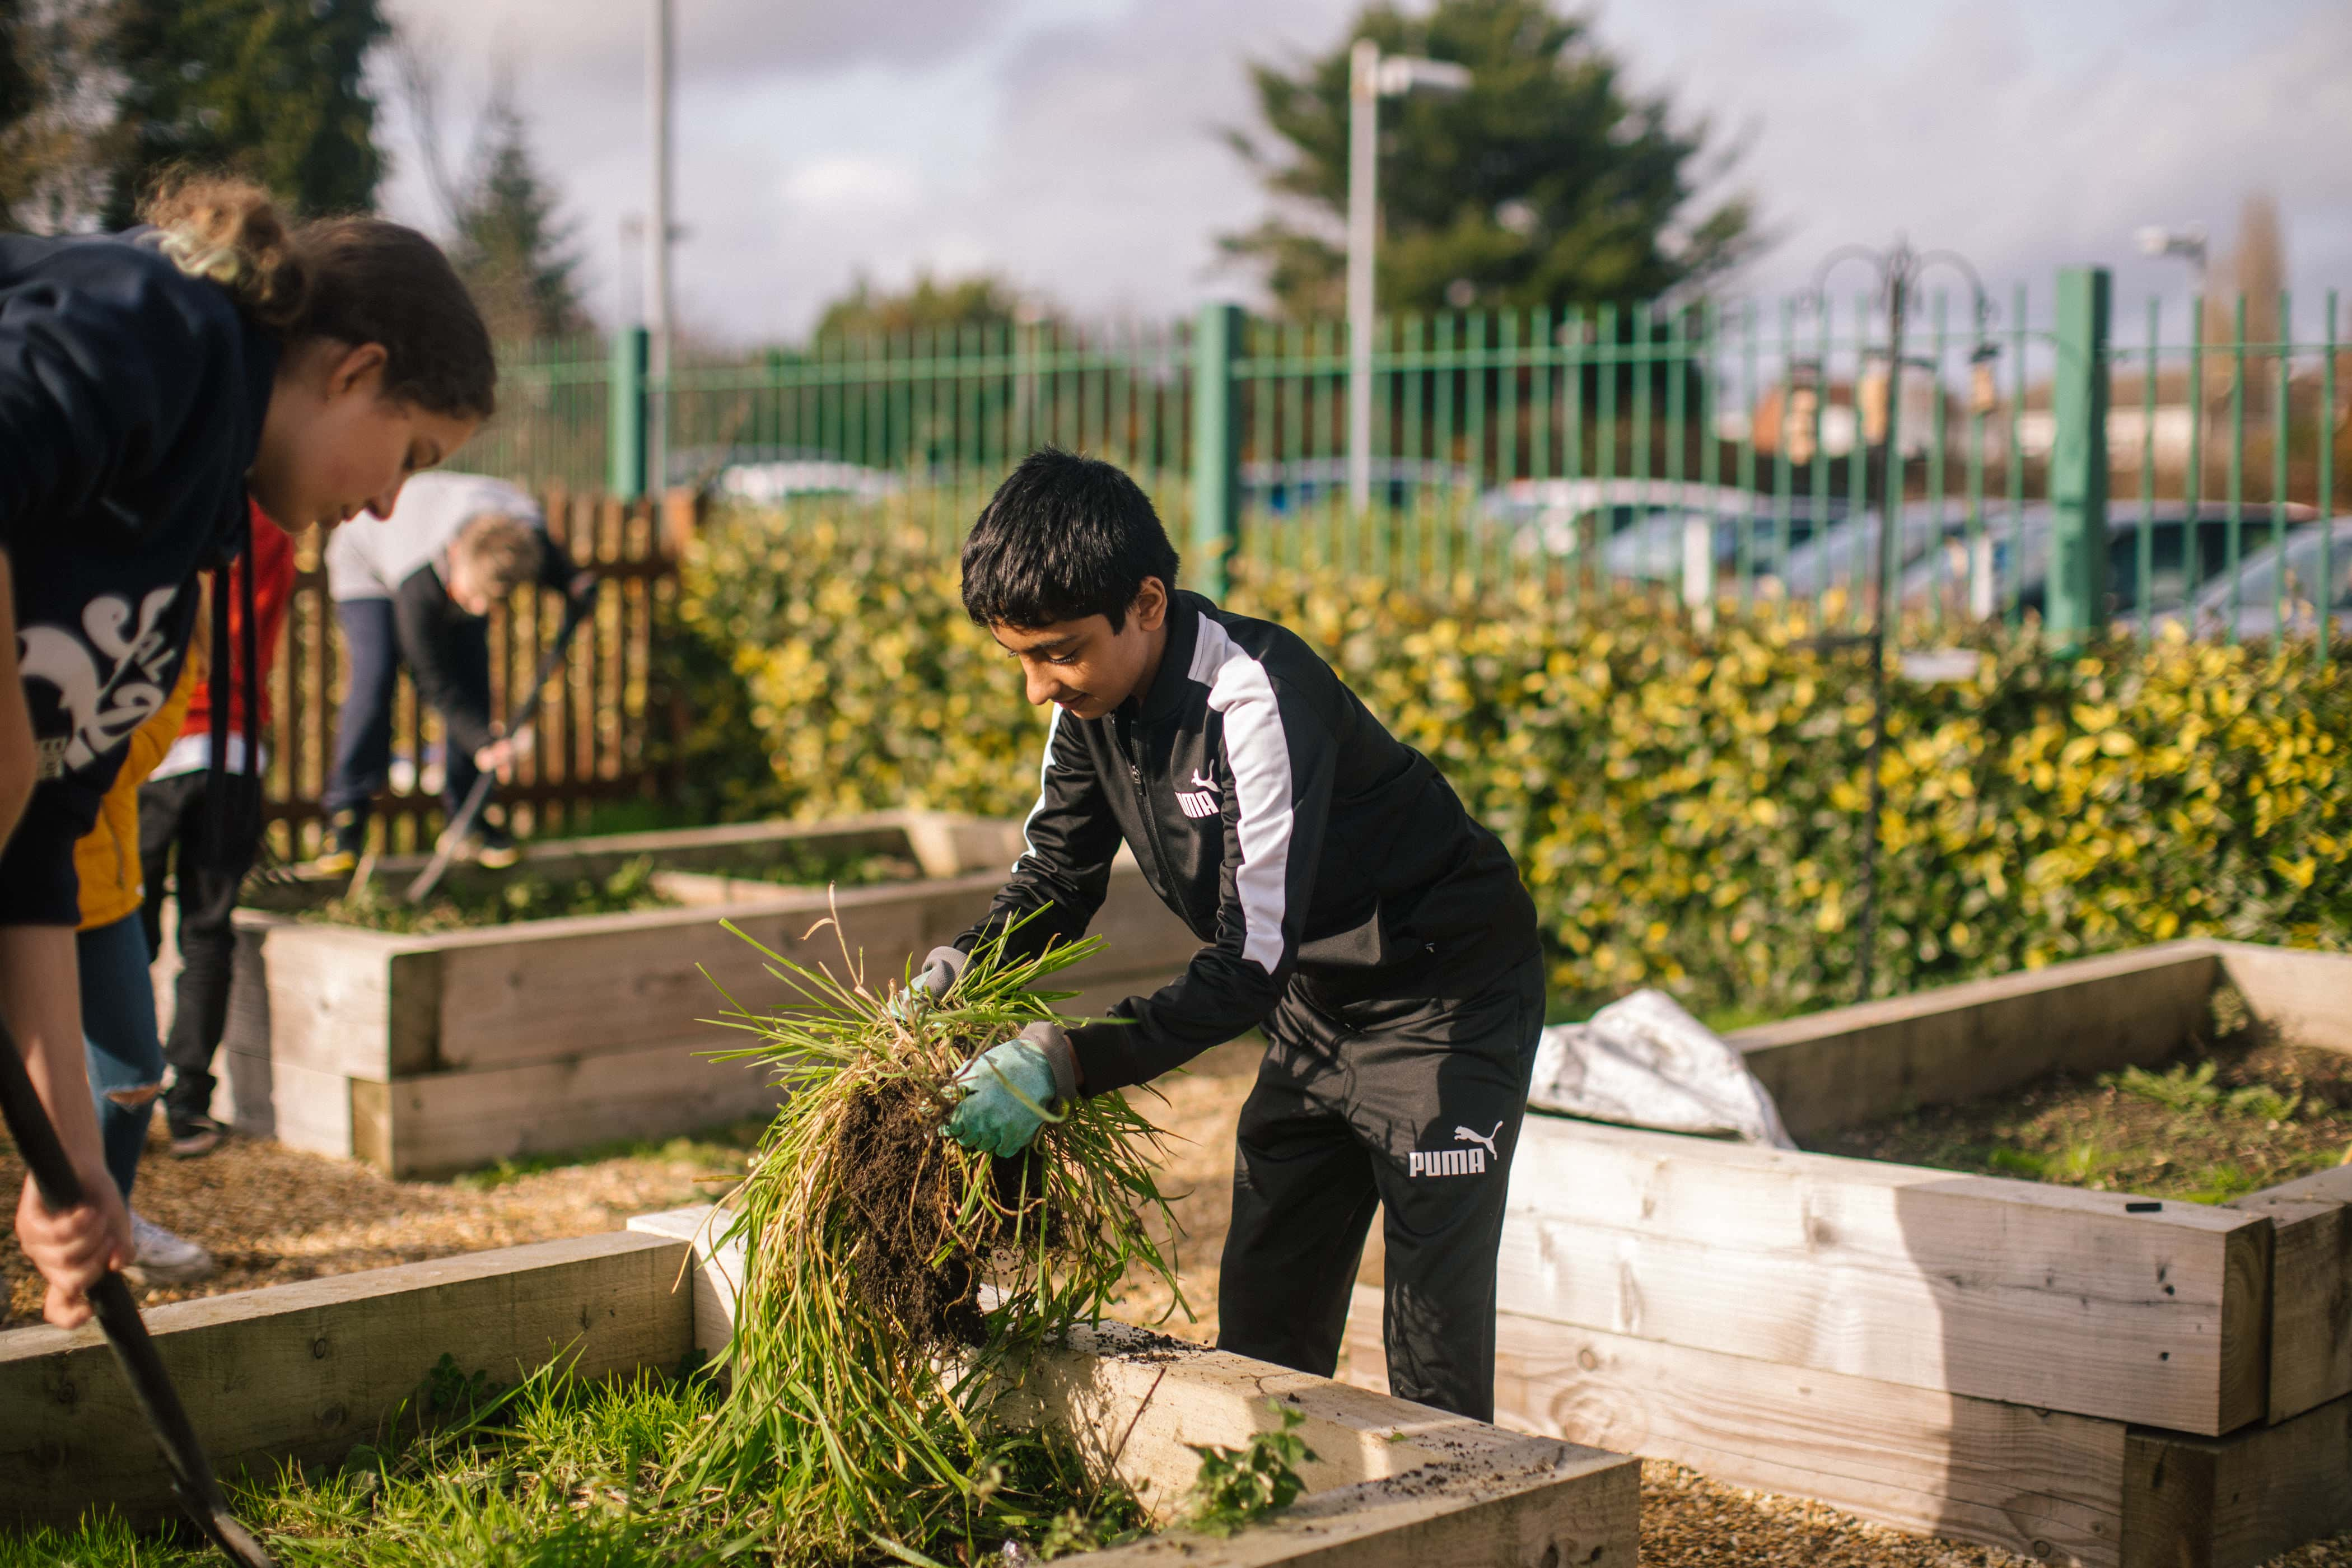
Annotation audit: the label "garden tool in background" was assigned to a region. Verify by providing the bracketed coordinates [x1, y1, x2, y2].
[405, 587, 594, 905]
[0, 1018, 278, 1567]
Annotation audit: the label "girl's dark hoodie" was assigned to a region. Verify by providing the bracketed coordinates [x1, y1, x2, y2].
[0, 231, 277, 924]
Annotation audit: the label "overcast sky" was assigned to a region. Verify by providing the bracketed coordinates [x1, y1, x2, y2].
[372, 0, 2352, 347]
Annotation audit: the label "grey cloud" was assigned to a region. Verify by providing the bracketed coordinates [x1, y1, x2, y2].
[386, 0, 1009, 87]
[400, 0, 2352, 347]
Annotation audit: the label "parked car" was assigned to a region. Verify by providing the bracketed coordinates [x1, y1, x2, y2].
[1601, 501, 1854, 585]
[1910, 503, 2317, 622]
[1479, 480, 1796, 560]
[1240, 457, 1478, 516]
[2148, 516, 2352, 641]
[1768, 503, 1987, 602]
[674, 444, 908, 505]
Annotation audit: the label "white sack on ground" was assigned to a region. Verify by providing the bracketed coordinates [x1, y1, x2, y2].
[1529, 988, 1796, 1148]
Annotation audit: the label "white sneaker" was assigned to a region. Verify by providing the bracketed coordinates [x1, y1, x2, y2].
[124, 1212, 216, 1286]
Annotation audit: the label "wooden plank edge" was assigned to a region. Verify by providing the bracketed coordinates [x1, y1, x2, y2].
[2122, 1394, 2352, 1568]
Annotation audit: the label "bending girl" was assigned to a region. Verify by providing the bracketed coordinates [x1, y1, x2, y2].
[1, 176, 495, 1326]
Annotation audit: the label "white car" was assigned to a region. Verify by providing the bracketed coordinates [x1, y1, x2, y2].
[2152, 517, 2352, 641]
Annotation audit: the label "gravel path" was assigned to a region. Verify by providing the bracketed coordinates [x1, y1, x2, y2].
[4, 1044, 2346, 1566]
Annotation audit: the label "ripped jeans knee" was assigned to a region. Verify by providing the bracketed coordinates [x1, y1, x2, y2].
[102, 1081, 164, 1109]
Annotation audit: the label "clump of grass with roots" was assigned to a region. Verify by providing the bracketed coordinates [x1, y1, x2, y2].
[680, 906, 1187, 1565]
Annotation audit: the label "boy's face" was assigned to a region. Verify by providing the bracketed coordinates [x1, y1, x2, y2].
[989, 578, 1170, 722]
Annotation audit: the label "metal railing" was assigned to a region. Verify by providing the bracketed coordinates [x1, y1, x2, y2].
[463, 269, 2346, 655]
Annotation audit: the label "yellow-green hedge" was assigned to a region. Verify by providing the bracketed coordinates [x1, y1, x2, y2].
[662, 506, 2352, 1015]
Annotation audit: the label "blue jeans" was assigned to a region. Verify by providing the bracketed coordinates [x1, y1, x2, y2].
[78, 913, 166, 1203]
[324, 596, 487, 822]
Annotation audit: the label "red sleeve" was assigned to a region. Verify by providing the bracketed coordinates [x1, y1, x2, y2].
[179, 501, 297, 739]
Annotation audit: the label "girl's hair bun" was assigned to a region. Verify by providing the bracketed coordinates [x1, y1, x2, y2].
[139, 171, 310, 332]
[135, 170, 495, 422]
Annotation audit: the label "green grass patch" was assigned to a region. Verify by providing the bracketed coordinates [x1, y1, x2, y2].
[306, 857, 675, 935]
[449, 1121, 766, 1193]
[1816, 1027, 2352, 1204]
[741, 843, 922, 889]
[0, 1354, 1138, 1567]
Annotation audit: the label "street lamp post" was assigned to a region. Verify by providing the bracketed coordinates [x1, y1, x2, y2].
[2136, 222, 2209, 299]
[646, 0, 675, 496]
[1346, 43, 1471, 515]
[1804, 239, 1993, 1004]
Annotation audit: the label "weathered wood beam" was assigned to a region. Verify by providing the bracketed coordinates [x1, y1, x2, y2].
[1345, 1289, 2131, 1568]
[0, 1231, 694, 1529]
[1501, 1115, 2271, 1434]
[1728, 943, 2221, 1140]
[2230, 1164, 2352, 1424]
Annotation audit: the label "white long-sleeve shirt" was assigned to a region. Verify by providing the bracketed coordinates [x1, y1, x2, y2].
[324, 471, 544, 602]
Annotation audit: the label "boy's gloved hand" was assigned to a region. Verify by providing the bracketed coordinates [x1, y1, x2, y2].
[944, 1021, 1077, 1157]
[888, 946, 967, 1022]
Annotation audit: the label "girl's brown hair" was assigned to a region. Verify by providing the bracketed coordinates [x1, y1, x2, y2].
[140, 174, 497, 422]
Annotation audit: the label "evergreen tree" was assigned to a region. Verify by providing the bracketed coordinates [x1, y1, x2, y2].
[447, 91, 587, 343]
[98, 0, 388, 225]
[0, 0, 115, 232]
[811, 272, 1034, 343]
[1221, 0, 1755, 318]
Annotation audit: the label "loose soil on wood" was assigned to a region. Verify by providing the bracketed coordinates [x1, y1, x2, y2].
[4, 1035, 2346, 1566]
[1812, 1003, 2352, 1203]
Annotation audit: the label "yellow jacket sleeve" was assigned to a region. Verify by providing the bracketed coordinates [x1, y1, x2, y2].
[74, 659, 201, 932]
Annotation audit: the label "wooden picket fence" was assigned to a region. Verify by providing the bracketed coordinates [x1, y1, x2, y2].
[259, 488, 696, 860]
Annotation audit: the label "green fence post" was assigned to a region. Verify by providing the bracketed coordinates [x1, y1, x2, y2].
[609, 326, 649, 501]
[1191, 302, 1244, 601]
[2048, 268, 2111, 646]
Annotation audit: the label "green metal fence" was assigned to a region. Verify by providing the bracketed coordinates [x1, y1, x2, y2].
[468, 268, 2346, 654]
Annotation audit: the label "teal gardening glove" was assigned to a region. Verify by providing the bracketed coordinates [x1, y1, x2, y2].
[944, 1021, 1079, 1157]
[889, 945, 968, 1022]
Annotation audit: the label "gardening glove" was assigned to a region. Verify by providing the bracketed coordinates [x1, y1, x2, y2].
[944, 1022, 1078, 1158]
[890, 945, 968, 1021]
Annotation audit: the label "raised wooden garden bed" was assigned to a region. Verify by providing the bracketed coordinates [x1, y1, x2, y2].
[0, 1214, 1639, 1566]
[1342, 938, 2352, 1568]
[182, 812, 1200, 1177]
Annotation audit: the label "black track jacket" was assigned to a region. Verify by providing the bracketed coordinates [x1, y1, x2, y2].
[956, 591, 1538, 1096]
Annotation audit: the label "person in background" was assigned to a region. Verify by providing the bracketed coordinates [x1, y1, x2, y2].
[78, 659, 214, 1283]
[0, 174, 494, 1328]
[138, 502, 295, 1159]
[317, 472, 593, 873]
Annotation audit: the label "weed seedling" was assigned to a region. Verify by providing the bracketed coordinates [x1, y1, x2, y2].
[1181, 1402, 1318, 1537]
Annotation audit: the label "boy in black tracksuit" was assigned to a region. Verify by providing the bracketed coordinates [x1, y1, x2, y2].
[926, 449, 1543, 1421]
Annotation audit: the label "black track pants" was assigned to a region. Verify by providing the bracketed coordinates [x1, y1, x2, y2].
[1213, 953, 1544, 1422]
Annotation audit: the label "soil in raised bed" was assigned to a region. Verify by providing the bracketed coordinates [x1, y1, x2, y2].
[1811, 991, 2352, 1203]
[302, 853, 676, 934]
[744, 841, 923, 888]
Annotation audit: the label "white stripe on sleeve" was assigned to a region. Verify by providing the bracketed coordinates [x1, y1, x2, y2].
[1198, 623, 1294, 973]
[1013, 703, 1065, 874]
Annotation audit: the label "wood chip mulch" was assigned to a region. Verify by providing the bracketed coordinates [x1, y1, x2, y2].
[1, 1118, 758, 1326]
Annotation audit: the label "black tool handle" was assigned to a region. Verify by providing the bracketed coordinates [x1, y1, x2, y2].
[0, 1020, 277, 1567]
[405, 589, 594, 906]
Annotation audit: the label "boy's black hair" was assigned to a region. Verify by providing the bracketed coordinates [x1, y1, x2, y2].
[960, 447, 1180, 631]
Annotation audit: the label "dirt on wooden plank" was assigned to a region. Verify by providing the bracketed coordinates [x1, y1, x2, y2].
[1812, 996, 2352, 1203]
